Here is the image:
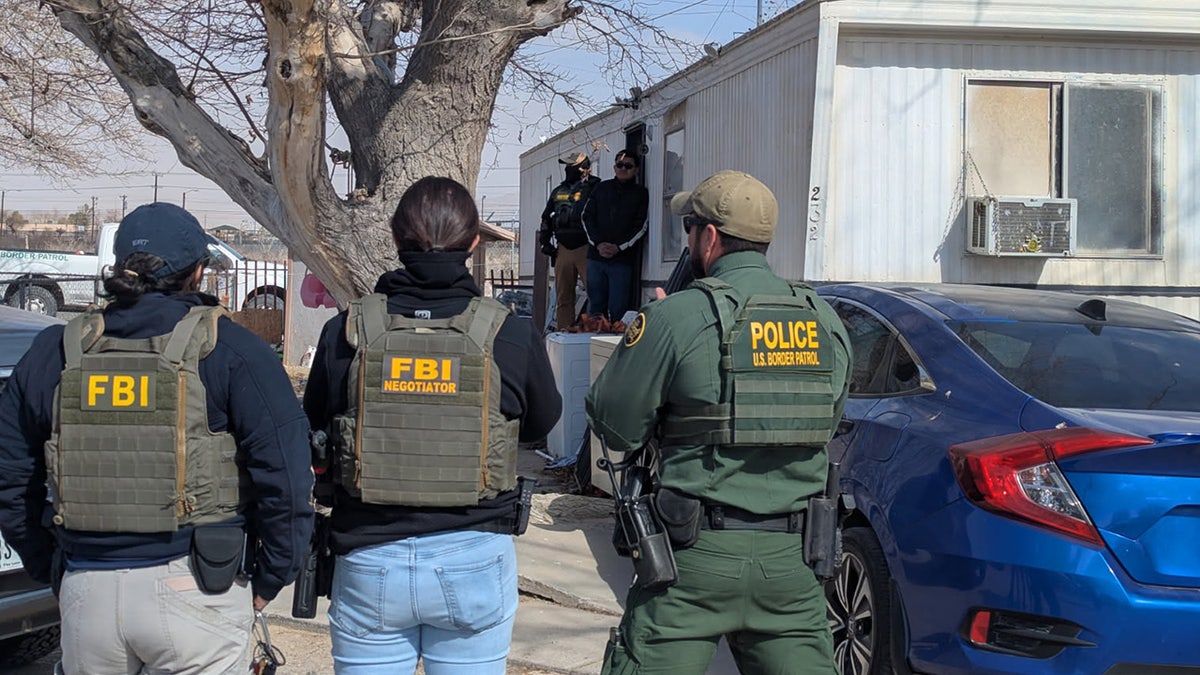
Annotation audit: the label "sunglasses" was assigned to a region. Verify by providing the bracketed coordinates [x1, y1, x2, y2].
[682, 215, 706, 234]
[614, 162, 637, 170]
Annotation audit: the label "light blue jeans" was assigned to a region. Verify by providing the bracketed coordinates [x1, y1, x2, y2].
[328, 530, 518, 674]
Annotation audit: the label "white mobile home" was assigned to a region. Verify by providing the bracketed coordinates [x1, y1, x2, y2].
[519, 0, 1200, 319]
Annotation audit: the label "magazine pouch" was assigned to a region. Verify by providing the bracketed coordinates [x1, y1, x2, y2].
[191, 526, 245, 594]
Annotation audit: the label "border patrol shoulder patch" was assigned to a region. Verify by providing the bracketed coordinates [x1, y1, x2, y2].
[623, 312, 646, 347]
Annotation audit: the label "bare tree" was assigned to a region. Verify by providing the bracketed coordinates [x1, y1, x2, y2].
[0, 0, 146, 175]
[33, 0, 700, 302]
[4, 210, 27, 231]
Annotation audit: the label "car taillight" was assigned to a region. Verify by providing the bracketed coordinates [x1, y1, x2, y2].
[949, 427, 1153, 545]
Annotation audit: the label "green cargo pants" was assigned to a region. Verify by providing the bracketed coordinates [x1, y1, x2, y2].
[601, 529, 835, 675]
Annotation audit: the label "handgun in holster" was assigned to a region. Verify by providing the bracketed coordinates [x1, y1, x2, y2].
[804, 462, 851, 582]
[292, 511, 334, 619]
[310, 429, 336, 507]
[597, 441, 677, 592]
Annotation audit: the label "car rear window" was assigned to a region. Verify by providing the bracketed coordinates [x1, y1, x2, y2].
[0, 328, 44, 394]
[953, 320, 1200, 411]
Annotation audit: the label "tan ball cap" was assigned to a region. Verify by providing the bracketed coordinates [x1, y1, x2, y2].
[670, 170, 778, 243]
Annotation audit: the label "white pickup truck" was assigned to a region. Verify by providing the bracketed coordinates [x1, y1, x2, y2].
[0, 223, 287, 316]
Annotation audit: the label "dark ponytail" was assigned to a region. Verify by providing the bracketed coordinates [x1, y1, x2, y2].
[101, 252, 202, 308]
[390, 176, 480, 253]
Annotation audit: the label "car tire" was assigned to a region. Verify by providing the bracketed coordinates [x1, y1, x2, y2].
[6, 285, 58, 317]
[243, 290, 284, 311]
[0, 625, 60, 668]
[827, 527, 894, 675]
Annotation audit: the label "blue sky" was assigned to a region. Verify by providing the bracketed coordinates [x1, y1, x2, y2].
[0, 1, 795, 232]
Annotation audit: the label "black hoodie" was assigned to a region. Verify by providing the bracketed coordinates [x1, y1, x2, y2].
[0, 293, 315, 601]
[303, 251, 561, 554]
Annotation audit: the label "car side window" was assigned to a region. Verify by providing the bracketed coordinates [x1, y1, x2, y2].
[831, 300, 925, 397]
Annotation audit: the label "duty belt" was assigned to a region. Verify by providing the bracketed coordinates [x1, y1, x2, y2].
[465, 516, 517, 535]
[701, 503, 804, 534]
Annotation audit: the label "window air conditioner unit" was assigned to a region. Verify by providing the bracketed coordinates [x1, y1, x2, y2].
[966, 196, 1077, 257]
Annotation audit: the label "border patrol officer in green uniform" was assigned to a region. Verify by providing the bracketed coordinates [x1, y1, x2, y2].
[587, 170, 852, 674]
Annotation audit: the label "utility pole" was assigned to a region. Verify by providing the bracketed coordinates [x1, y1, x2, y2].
[90, 196, 97, 238]
[121, 194, 128, 217]
[1, 190, 5, 230]
[757, 0, 763, 26]
[153, 174, 159, 202]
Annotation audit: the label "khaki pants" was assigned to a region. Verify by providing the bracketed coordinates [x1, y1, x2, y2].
[554, 244, 588, 330]
[58, 556, 254, 675]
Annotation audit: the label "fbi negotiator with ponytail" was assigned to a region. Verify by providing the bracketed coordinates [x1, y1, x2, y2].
[0, 202, 314, 674]
[304, 176, 561, 673]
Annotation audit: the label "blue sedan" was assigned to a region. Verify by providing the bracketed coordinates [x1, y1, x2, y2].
[816, 283, 1200, 675]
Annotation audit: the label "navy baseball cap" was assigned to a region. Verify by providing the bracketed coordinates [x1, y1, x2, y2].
[114, 203, 211, 278]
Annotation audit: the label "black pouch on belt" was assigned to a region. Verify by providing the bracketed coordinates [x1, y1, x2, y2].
[191, 527, 246, 594]
[654, 488, 702, 549]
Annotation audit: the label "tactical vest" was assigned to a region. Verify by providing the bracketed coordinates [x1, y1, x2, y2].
[48, 306, 244, 533]
[549, 178, 596, 248]
[659, 278, 838, 448]
[334, 294, 519, 507]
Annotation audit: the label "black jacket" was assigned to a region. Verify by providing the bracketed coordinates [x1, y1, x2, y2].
[581, 178, 649, 264]
[540, 176, 601, 250]
[0, 293, 315, 601]
[302, 251, 561, 554]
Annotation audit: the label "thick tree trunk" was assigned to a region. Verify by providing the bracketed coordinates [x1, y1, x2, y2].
[46, 0, 578, 303]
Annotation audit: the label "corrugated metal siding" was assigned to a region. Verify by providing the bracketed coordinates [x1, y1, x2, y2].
[1170, 53, 1200, 288]
[689, 39, 820, 280]
[826, 38, 966, 283]
[1104, 295, 1200, 320]
[826, 37, 1200, 301]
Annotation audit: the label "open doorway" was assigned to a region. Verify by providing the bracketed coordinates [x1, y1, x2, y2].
[623, 123, 647, 312]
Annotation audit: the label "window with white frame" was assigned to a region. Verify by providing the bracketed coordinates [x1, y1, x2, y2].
[662, 101, 686, 262]
[965, 80, 1162, 255]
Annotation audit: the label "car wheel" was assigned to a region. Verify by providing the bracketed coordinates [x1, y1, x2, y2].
[243, 291, 284, 311]
[0, 625, 60, 667]
[827, 527, 894, 675]
[6, 286, 58, 316]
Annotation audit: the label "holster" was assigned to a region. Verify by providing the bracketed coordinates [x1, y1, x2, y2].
[613, 494, 677, 591]
[190, 526, 245, 594]
[653, 488, 702, 549]
[803, 495, 841, 582]
[293, 512, 334, 619]
[50, 546, 65, 598]
[512, 477, 537, 536]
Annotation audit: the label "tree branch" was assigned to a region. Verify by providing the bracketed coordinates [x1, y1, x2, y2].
[44, 0, 279, 219]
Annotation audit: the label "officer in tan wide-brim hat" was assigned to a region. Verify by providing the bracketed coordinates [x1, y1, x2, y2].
[558, 151, 591, 168]
[588, 169, 852, 675]
[540, 150, 601, 330]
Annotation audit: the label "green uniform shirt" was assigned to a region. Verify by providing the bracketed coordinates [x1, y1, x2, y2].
[586, 251, 852, 514]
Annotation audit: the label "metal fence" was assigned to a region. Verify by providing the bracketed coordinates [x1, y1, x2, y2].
[0, 273, 102, 316]
[0, 259, 287, 321]
[202, 259, 288, 312]
[487, 269, 532, 318]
